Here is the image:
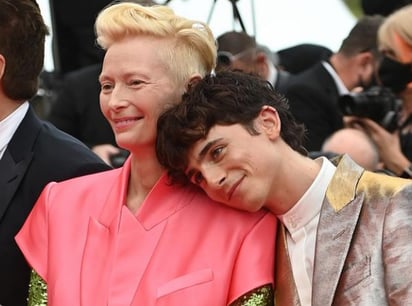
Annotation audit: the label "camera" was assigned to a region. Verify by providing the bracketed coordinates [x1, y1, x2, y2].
[338, 86, 402, 132]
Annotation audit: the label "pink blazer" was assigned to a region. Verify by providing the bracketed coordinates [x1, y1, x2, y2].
[16, 157, 277, 306]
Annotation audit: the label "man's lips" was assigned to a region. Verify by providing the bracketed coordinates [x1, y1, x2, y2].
[228, 176, 245, 201]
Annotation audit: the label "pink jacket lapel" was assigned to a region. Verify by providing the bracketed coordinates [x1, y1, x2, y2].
[80, 158, 195, 305]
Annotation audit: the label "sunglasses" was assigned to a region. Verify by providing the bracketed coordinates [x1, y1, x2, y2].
[217, 48, 256, 67]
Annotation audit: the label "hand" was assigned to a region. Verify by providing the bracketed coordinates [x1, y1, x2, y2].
[346, 116, 410, 175]
[91, 144, 121, 167]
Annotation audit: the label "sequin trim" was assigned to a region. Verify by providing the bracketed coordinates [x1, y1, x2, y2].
[28, 270, 47, 306]
[230, 284, 274, 306]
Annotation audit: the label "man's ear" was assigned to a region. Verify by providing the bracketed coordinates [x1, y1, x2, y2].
[358, 51, 374, 68]
[257, 105, 281, 140]
[255, 52, 268, 79]
[0, 54, 5, 80]
[186, 74, 202, 91]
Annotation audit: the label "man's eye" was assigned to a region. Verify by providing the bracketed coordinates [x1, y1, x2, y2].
[211, 147, 223, 159]
[193, 172, 204, 185]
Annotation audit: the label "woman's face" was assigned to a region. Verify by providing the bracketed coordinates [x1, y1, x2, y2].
[99, 36, 182, 153]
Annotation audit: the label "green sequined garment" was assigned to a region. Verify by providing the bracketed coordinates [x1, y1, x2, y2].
[28, 270, 47, 306]
[27, 271, 272, 306]
[230, 284, 274, 306]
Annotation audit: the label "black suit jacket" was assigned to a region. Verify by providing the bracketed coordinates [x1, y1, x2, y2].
[0, 106, 111, 306]
[47, 63, 116, 148]
[284, 62, 344, 151]
[50, 0, 112, 73]
[274, 69, 291, 94]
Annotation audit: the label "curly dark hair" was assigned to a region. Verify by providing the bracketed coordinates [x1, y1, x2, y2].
[156, 70, 307, 185]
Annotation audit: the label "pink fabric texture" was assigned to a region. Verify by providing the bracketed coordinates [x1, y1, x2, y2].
[16, 157, 277, 306]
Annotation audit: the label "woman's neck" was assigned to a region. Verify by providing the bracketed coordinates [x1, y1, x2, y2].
[126, 153, 164, 214]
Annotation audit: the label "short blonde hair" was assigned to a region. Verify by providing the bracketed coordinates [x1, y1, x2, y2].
[95, 2, 216, 85]
[378, 4, 412, 53]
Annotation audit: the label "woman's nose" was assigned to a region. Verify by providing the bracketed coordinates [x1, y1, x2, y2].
[107, 88, 129, 110]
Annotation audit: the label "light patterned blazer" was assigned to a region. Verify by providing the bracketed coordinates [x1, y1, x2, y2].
[275, 154, 412, 306]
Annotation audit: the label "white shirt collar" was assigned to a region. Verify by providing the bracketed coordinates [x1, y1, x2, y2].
[278, 157, 336, 235]
[321, 61, 349, 95]
[0, 102, 29, 159]
[267, 60, 277, 87]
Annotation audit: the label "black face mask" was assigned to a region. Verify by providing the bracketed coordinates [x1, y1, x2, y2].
[377, 56, 412, 94]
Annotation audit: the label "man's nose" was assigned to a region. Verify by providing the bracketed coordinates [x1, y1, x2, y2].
[202, 165, 226, 188]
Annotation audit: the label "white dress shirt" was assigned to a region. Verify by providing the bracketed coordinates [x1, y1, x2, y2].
[0, 102, 29, 159]
[278, 157, 336, 306]
[321, 61, 349, 95]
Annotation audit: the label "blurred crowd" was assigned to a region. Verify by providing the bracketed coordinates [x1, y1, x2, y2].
[33, 0, 412, 176]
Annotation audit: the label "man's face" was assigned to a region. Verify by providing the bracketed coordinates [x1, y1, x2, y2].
[184, 122, 277, 212]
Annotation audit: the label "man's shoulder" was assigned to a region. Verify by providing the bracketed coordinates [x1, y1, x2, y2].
[286, 62, 332, 91]
[38, 120, 96, 153]
[33, 121, 111, 173]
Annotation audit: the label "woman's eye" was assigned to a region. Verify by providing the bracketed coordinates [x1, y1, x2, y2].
[129, 79, 143, 87]
[100, 83, 113, 92]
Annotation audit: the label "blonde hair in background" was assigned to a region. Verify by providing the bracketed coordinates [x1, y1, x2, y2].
[95, 2, 217, 85]
[378, 4, 412, 53]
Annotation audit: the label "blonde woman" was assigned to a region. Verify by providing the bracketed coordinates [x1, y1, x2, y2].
[16, 2, 276, 305]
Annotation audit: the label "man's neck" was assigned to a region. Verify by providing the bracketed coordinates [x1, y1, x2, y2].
[329, 53, 358, 91]
[0, 95, 23, 121]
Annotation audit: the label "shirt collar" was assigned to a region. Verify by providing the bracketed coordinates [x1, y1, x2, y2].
[267, 60, 277, 86]
[321, 61, 349, 95]
[278, 157, 336, 235]
[0, 102, 29, 159]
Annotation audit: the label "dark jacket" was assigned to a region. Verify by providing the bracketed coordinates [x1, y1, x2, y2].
[284, 62, 344, 151]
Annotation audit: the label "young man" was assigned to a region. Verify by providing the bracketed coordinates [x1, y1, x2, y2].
[156, 70, 412, 305]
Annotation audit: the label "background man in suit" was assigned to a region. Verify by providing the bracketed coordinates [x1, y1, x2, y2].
[216, 31, 291, 94]
[276, 43, 332, 74]
[156, 70, 412, 305]
[284, 15, 384, 152]
[49, 0, 111, 75]
[0, 1, 111, 304]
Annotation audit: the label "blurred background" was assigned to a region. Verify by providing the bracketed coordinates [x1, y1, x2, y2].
[36, 0, 361, 72]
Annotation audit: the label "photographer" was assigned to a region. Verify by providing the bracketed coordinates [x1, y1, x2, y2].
[344, 55, 412, 177]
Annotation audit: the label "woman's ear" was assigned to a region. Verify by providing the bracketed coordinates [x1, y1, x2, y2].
[257, 105, 281, 139]
[186, 74, 202, 91]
